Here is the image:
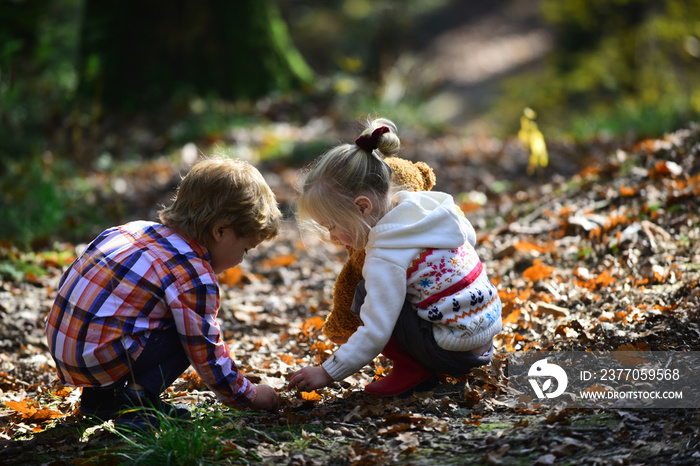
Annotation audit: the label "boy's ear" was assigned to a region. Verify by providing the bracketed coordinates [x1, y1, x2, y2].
[211, 223, 229, 243]
[354, 196, 373, 218]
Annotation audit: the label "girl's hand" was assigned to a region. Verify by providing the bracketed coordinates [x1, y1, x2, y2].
[288, 366, 333, 392]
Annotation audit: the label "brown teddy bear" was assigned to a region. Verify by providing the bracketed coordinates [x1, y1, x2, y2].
[323, 157, 437, 344]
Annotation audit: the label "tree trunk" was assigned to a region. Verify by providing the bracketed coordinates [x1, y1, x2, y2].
[78, 0, 313, 110]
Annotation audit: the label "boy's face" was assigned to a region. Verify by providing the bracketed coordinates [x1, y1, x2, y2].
[208, 228, 262, 274]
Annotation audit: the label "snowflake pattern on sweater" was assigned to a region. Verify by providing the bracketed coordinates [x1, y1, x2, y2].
[406, 243, 502, 351]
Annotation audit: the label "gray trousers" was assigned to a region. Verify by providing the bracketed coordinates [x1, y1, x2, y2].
[351, 280, 493, 376]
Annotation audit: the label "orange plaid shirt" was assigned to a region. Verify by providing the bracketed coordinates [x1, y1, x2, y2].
[45, 221, 256, 409]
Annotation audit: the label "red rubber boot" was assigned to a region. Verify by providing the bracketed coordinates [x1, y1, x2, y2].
[365, 338, 435, 396]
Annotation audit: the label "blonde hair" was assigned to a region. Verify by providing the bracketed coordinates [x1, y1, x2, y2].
[297, 118, 401, 247]
[159, 157, 281, 248]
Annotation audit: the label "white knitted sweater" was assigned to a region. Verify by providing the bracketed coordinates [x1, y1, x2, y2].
[322, 191, 502, 381]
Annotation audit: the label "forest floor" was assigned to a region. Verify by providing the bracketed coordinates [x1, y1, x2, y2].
[1, 121, 699, 465]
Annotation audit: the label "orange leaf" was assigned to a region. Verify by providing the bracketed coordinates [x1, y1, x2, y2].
[6, 399, 63, 422]
[261, 253, 297, 268]
[498, 289, 519, 301]
[459, 202, 482, 213]
[502, 309, 520, 325]
[582, 383, 613, 394]
[595, 270, 616, 287]
[577, 166, 601, 178]
[301, 391, 322, 401]
[300, 316, 325, 337]
[6, 399, 36, 416]
[310, 341, 334, 352]
[651, 161, 679, 179]
[617, 342, 651, 352]
[620, 185, 636, 197]
[218, 266, 243, 286]
[221, 440, 242, 454]
[279, 354, 295, 365]
[614, 342, 651, 366]
[522, 259, 554, 281]
[378, 423, 412, 434]
[53, 387, 74, 398]
[513, 241, 550, 254]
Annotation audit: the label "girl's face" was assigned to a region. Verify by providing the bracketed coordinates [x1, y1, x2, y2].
[313, 195, 378, 250]
[325, 223, 362, 249]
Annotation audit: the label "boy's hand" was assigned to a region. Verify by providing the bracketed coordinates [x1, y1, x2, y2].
[250, 384, 279, 413]
[288, 366, 333, 392]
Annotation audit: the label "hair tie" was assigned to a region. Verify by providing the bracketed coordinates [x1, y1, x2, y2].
[355, 126, 390, 153]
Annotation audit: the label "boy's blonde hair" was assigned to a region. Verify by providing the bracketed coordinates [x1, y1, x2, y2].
[159, 158, 282, 248]
[297, 118, 401, 247]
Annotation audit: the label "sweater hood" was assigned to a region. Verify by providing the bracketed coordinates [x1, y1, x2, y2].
[368, 191, 476, 250]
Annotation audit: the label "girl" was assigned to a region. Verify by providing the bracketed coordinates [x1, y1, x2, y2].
[289, 118, 502, 396]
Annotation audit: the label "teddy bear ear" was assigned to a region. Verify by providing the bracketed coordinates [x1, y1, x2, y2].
[413, 161, 436, 191]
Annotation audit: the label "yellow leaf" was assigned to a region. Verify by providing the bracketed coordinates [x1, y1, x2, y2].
[519, 108, 548, 175]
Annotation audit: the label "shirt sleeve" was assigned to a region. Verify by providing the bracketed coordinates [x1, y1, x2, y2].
[322, 256, 407, 381]
[170, 284, 257, 409]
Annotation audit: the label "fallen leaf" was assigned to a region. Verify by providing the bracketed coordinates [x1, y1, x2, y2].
[5, 399, 63, 422]
[522, 259, 554, 281]
[396, 431, 420, 449]
[502, 308, 521, 325]
[301, 391, 322, 401]
[261, 253, 297, 268]
[614, 342, 651, 366]
[514, 241, 551, 254]
[300, 316, 325, 336]
[534, 453, 557, 465]
[620, 185, 637, 197]
[218, 266, 243, 286]
[533, 302, 569, 318]
[279, 354, 295, 365]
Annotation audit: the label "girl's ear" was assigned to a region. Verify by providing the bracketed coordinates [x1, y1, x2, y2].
[354, 196, 373, 218]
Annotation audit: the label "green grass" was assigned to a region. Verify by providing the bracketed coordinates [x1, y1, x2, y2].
[101, 406, 330, 465]
[0, 154, 111, 250]
[107, 408, 259, 465]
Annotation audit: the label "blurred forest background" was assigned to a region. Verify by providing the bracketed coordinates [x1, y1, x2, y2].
[1, 0, 699, 251]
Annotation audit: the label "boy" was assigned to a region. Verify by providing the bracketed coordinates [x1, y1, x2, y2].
[45, 158, 281, 425]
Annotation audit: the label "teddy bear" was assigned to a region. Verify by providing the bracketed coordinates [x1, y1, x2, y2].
[322, 156, 437, 344]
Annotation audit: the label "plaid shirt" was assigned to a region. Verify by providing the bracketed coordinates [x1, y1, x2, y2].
[45, 221, 256, 409]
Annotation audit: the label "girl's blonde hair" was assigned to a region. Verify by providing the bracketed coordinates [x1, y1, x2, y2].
[159, 157, 281, 248]
[297, 118, 401, 247]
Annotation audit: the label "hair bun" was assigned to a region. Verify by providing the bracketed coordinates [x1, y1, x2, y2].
[355, 126, 390, 152]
